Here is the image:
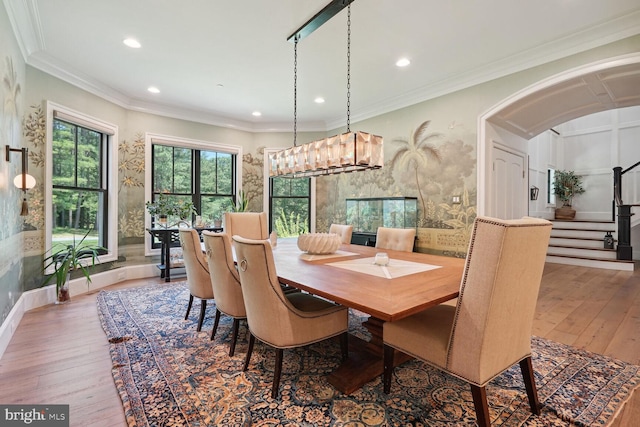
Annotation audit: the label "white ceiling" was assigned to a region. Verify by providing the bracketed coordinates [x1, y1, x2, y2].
[5, 0, 640, 132]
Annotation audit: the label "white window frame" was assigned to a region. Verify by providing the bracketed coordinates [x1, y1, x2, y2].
[145, 132, 243, 255]
[44, 101, 119, 268]
[263, 148, 316, 233]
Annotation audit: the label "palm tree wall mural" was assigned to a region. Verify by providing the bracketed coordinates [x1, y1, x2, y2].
[390, 120, 442, 226]
[315, 118, 476, 257]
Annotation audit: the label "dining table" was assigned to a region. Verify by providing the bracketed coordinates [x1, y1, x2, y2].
[269, 238, 465, 394]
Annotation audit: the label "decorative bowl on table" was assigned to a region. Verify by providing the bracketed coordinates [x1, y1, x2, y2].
[297, 233, 341, 254]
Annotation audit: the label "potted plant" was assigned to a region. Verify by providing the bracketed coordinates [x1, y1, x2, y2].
[146, 193, 197, 227]
[174, 198, 197, 224]
[233, 190, 249, 212]
[146, 192, 176, 226]
[43, 228, 103, 304]
[552, 170, 585, 220]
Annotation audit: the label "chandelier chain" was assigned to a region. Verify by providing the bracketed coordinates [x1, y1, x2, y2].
[293, 38, 298, 146]
[346, 4, 351, 133]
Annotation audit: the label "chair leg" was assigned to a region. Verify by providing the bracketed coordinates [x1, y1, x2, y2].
[339, 332, 349, 360]
[197, 299, 207, 332]
[243, 333, 255, 371]
[383, 344, 395, 394]
[470, 385, 491, 427]
[210, 309, 221, 341]
[519, 356, 541, 415]
[271, 348, 284, 399]
[185, 294, 194, 320]
[229, 318, 240, 357]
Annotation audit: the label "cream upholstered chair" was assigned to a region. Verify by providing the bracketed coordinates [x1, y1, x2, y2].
[232, 235, 349, 398]
[178, 229, 215, 332]
[375, 227, 416, 252]
[382, 216, 552, 427]
[224, 212, 268, 240]
[329, 223, 353, 244]
[202, 231, 247, 356]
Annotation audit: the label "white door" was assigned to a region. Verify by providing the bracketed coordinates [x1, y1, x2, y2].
[491, 147, 526, 219]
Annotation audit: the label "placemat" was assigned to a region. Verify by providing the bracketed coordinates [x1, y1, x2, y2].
[328, 257, 441, 279]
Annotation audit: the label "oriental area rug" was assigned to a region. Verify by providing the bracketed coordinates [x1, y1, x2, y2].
[97, 282, 640, 426]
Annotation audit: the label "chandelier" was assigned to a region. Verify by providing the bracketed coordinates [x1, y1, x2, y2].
[268, 0, 383, 178]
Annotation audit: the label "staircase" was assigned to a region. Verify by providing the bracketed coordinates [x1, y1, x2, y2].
[546, 220, 634, 271]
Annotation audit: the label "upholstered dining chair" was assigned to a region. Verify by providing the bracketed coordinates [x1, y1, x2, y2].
[178, 229, 215, 332]
[202, 231, 247, 356]
[224, 212, 268, 240]
[232, 235, 349, 399]
[329, 223, 353, 244]
[382, 216, 552, 427]
[375, 227, 416, 252]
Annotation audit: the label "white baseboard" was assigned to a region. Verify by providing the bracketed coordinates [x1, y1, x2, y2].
[0, 264, 158, 360]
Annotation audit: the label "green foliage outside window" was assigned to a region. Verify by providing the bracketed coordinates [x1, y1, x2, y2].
[52, 119, 106, 251]
[271, 177, 310, 237]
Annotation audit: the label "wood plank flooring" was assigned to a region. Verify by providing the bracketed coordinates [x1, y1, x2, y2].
[0, 264, 639, 426]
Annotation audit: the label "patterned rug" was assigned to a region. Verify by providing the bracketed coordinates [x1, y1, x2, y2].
[97, 282, 640, 426]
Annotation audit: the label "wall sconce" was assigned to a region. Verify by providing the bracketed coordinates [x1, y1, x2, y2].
[530, 186, 539, 201]
[5, 145, 36, 216]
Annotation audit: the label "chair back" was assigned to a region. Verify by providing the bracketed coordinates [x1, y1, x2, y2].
[329, 223, 353, 244]
[178, 229, 214, 299]
[233, 235, 343, 348]
[224, 212, 268, 240]
[202, 232, 245, 318]
[375, 227, 416, 252]
[447, 216, 552, 384]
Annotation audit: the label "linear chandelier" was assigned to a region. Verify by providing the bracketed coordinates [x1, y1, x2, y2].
[269, 0, 383, 178]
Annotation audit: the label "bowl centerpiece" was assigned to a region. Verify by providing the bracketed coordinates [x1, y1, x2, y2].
[297, 233, 341, 255]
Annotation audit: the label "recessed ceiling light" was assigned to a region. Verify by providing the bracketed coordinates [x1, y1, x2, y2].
[396, 58, 411, 67]
[123, 38, 141, 48]
[147, 86, 160, 94]
[252, 111, 262, 117]
[314, 97, 325, 104]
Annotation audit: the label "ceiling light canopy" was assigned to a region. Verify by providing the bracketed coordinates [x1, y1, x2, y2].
[396, 58, 411, 67]
[147, 86, 160, 94]
[271, 0, 383, 178]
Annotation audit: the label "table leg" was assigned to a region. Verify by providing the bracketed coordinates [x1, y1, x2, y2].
[164, 231, 171, 282]
[327, 316, 410, 395]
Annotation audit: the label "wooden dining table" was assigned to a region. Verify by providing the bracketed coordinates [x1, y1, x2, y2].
[269, 238, 465, 394]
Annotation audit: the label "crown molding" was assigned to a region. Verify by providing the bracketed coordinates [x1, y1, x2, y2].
[7, 1, 640, 133]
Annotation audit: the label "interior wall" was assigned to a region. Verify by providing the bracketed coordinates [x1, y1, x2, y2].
[1, 13, 639, 330]
[0, 3, 27, 325]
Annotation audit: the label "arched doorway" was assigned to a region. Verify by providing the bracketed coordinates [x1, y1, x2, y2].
[477, 53, 640, 217]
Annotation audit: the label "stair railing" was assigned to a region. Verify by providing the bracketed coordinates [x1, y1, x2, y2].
[613, 163, 640, 260]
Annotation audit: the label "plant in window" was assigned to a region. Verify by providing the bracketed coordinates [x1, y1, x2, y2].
[233, 190, 249, 212]
[42, 228, 103, 304]
[174, 199, 197, 221]
[146, 193, 177, 225]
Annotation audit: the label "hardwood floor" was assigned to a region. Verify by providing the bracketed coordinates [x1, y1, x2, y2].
[0, 264, 639, 426]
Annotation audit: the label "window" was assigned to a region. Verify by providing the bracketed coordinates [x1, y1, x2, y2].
[150, 145, 236, 224]
[45, 102, 118, 265]
[145, 133, 242, 254]
[547, 168, 556, 205]
[269, 177, 312, 236]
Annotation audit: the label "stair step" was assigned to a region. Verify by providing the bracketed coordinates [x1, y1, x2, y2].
[549, 237, 614, 249]
[547, 245, 617, 259]
[546, 254, 634, 271]
[547, 219, 632, 270]
[551, 219, 615, 232]
[551, 229, 612, 239]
